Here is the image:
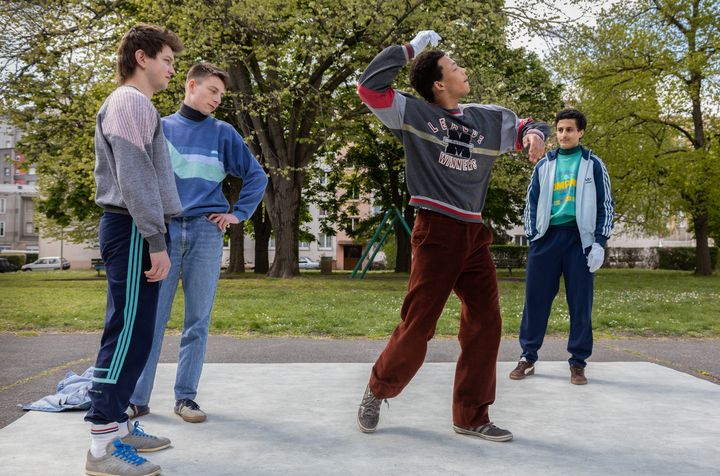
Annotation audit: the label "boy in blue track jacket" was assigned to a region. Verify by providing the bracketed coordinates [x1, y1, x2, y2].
[510, 108, 614, 385]
[128, 62, 268, 423]
[356, 30, 550, 442]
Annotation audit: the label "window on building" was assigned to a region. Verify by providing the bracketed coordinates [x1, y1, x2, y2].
[0, 198, 5, 214]
[0, 222, 5, 237]
[514, 235, 528, 246]
[318, 233, 333, 250]
[25, 222, 34, 234]
[319, 208, 327, 217]
[299, 241, 310, 250]
[3, 168, 9, 177]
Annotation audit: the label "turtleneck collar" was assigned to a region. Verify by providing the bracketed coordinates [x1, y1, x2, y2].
[558, 145, 582, 155]
[179, 103, 209, 122]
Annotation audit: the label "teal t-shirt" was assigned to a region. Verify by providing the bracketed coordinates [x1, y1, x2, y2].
[550, 146, 582, 226]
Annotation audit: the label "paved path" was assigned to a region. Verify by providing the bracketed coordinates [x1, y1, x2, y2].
[1, 333, 718, 430]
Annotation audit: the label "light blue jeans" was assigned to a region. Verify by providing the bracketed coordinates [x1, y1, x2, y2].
[130, 215, 223, 405]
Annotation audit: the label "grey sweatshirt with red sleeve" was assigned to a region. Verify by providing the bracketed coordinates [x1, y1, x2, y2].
[358, 44, 550, 222]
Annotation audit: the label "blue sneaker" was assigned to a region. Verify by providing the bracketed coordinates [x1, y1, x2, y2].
[120, 421, 171, 452]
[85, 439, 161, 476]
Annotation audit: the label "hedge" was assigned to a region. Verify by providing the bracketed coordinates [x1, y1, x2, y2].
[655, 247, 718, 271]
[1, 253, 26, 268]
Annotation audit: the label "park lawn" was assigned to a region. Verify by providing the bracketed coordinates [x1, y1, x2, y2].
[0, 269, 717, 337]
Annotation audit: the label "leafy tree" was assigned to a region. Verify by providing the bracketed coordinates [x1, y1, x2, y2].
[0, 0, 129, 241]
[132, 0, 536, 277]
[2, 0, 562, 277]
[553, 0, 720, 275]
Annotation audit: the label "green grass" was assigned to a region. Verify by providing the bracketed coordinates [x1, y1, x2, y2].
[0, 269, 718, 337]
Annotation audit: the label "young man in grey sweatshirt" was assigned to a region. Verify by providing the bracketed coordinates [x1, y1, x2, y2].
[84, 24, 184, 476]
[356, 30, 549, 442]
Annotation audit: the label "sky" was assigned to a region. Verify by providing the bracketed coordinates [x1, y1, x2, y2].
[505, 0, 620, 57]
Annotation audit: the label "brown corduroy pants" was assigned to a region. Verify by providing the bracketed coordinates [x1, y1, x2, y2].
[369, 209, 502, 428]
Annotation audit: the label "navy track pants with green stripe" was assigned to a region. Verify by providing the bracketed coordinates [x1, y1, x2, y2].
[85, 212, 166, 425]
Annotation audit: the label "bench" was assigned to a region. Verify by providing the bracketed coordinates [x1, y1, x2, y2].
[492, 255, 523, 276]
[91, 258, 105, 277]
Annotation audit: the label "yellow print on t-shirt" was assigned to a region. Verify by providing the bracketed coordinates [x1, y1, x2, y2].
[553, 177, 576, 191]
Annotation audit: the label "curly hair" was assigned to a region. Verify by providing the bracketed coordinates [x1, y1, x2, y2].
[555, 108, 587, 131]
[409, 50, 446, 103]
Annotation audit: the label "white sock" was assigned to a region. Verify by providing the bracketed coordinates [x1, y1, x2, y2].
[89, 421, 129, 457]
[117, 420, 130, 438]
[89, 423, 120, 458]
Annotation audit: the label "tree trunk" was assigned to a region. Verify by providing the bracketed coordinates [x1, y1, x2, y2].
[224, 177, 245, 274]
[693, 211, 712, 276]
[227, 224, 245, 273]
[266, 173, 302, 278]
[395, 206, 414, 273]
[252, 205, 271, 274]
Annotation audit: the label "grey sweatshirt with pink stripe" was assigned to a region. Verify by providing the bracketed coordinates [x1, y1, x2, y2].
[94, 86, 182, 252]
[358, 44, 550, 222]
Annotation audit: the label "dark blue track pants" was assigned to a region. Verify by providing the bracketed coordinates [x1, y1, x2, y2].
[519, 226, 594, 368]
[85, 213, 166, 425]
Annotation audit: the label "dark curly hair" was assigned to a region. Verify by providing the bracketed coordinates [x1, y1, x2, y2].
[555, 108, 587, 131]
[409, 50, 446, 103]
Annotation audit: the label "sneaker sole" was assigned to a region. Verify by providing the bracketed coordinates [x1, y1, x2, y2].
[509, 367, 534, 380]
[452, 424, 513, 442]
[132, 441, 171, 452]
[357, 419, 377, 433]
[175, 409, 206, 423]
[86, 469, 161, 476]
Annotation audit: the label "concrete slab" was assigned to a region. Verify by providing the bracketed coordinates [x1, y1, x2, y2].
[1, 362, 718, 475]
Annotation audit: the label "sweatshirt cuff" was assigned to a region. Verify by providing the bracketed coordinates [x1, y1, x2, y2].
[232, 210, 248, 222]
[403, 44, 414, 62]
[595, 235, 608, 247]
[146, 233, 167, 253]
[524, 129, 545, 141]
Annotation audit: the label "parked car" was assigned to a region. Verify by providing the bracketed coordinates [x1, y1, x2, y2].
[0, 257, 18, 273]
[221, 256, 255, 270]
[21, 257, 71, 271]
[298, 256, 320, 270]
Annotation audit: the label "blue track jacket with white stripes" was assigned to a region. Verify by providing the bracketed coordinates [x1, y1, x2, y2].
[524, 146, 614, 249]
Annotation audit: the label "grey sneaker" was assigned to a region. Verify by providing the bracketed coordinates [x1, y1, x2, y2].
[453, 423, 513, 442]
[85, 439, 161, 476]
[120, 421, 171, 452]
[174, 398, 207, 423]
[126, 403, 150, 419]
[357, 385, 385, 433]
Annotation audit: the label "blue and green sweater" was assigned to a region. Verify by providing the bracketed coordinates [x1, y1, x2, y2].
[162, 108, 268, 220]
